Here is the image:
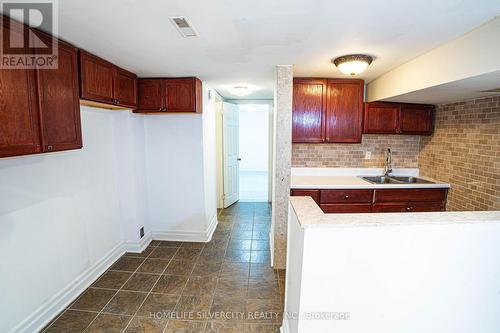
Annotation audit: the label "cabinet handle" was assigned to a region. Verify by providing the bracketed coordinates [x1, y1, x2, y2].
[46, 145, 53, 151]
[406, 206, 413, 212]
[344, 195, 350, 200]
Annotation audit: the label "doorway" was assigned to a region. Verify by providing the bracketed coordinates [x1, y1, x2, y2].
[216, 101, 272, 208]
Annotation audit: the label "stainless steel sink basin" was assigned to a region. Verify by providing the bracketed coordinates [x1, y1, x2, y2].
[390, 176, 434, 184]
[361, 176, 402, 184]
[361, 176, 435, 184]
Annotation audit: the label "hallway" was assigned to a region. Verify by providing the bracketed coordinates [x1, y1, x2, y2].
[43, 202, 284, 333]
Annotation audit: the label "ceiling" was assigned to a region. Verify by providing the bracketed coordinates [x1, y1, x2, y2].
[37, 1, 500, 99]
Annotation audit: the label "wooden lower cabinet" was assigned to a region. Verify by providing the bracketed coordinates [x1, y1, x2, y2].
[290, 189, 320, 205]
[373, 202, 444, 213]
[320, 204, 372, 213]
[291, 187, 448, 214]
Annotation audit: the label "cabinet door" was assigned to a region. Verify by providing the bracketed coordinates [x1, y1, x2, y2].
[292, 79, 326, 143]
[373, 202, 444, 213]
[320, 204, 372, 213]
[363, 102, 399, 134]
[399, 104, 433, 135]
[114, 68, 137, 108]
[136, 79, 164, 112]
[164, 78, 201, 112]
[290, 189, 320, 205]
[325, 79, 364, 143]
[79, 51, 114, 104]
[0, 18, 41, 157]
[34, 31, 82, 152]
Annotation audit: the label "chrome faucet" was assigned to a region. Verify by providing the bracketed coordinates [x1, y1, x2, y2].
[384, 148, 393, 176]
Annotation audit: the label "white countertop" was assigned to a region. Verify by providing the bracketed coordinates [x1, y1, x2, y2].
[290, 196, 500, 228]
[291, 175, 450, 189]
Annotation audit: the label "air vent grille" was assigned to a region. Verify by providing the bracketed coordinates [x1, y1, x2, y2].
[169, 17, 198, 37]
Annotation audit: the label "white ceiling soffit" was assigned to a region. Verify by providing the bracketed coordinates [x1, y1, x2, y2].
[382, 71, 500, 104]
[367, 16, 500, 103]
[52, 0, 500, 100]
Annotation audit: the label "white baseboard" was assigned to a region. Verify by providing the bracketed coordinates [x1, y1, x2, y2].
[14, 242, 126, 333]
[124, 231, 153, 253]
[152, 214, 218, 243]
[269, 229, 275, 267]
[11, 221, 219, 333]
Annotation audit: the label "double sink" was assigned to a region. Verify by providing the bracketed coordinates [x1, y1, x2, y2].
[361, 176, 435, 184]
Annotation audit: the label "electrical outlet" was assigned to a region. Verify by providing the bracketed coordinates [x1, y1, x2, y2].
[365, 151, 372, 160]
[140, 227, 144, 238]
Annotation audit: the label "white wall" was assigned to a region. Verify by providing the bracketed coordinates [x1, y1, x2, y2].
[144, 84, 217, 240]
[0, 87, 218, 332]
[0, 106, 129, 333]
[238, 104, 269, 172]
[285, 207, 500, 333]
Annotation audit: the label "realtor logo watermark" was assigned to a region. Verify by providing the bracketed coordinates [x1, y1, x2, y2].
[1, 0, 58, 69]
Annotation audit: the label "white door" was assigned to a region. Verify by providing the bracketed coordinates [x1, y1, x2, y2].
[223, 102, 240, 208]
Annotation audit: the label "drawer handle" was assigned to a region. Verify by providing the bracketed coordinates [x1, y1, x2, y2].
[406, 206, 413, 212]
[344, 195, 350, 200]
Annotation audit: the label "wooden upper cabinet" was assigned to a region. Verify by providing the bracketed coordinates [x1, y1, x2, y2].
[137, 79, 164, 111]
[164, 78, 202, 113]
[364, 102, 434, 135]
[325, 79, 364, 143]
[79, 50, 114, 104]
[79, 50, 138, 108]
[113, 68, 137, 108]
[363, 102, 399, 134]
[399, 104, 433, 135]
[0, 18, 41, 158]
[135, 77, 202, 113]
[292, 79, 326, 143]
[34, 31, 82, 152]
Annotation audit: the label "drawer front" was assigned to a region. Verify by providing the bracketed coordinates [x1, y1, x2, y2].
[373, 202, 444, 213]
[320, 189, 373, 204]
[320, 204, 372, 213]
[373, 189, 447, 203]
[291, 189, 320, 205]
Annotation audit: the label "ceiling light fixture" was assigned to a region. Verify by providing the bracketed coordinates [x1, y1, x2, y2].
[230, 86, 251, 96]
[333, 54, 373, 76]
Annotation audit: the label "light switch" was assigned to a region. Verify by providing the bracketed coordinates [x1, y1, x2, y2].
[365, 151, 371, 160]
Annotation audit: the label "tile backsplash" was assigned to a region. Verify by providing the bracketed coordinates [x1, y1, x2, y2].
[419, 95, 500, 211]
[292, 134, 420, 168]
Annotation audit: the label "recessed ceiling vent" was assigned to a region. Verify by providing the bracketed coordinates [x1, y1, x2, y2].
[479, 88, 500, 93]
[170, 17, 198, 37]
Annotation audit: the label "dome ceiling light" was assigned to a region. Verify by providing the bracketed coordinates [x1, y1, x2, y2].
[333, 54, 373, 76]
[230, 86, 252, 96]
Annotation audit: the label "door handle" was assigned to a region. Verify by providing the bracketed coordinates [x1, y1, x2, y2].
[237, 158, 242, 161]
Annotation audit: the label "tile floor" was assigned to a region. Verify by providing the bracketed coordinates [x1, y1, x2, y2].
[43, 202, 285, 333]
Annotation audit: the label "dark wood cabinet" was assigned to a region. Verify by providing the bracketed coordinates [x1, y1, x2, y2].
[292, 79, 326, 143]
[364, 102, 434, 135]
[79, 51, 137, 109]
[34, 31, 82, 152]
[114, 68, 137, 108]
[320, 204, 372, 213]
[79, 51, 114, 104]
[363, 102, 399, 134]
[399, 104, 433, 135]
[0, 18, 41, 157]
[135, 77, 202, 113]
[137, 79, 163, 111]
[290, 189, 320, 205]
[291, 187, 447, 213]
[325, 79, 364, 143]
[1, 18, 82, 158]
[292, 78, 363, 143]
